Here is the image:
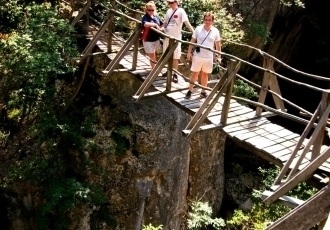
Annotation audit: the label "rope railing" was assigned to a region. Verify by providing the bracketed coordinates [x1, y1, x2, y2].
[223, 39, 330, 82]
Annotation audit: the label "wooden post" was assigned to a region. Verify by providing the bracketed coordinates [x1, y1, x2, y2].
[85, 0, 91, 29]
[256, 57, 285, 116]
[220, 60, 237, 125]
[166, 38, 175, 91]
[311, 92, 330, 160]
[132, 12, 140, 70]
[108, 0, 115, 52]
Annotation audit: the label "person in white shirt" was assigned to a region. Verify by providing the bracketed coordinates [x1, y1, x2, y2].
[163, 0, 194, 83]
[185, 12, 221, 99]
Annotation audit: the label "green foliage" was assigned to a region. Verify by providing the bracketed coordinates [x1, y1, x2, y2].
[142, 223, 164, 230]
[280, 0, 305, 8]
[257, 166, 317, 200]
[0, 0, 23, 32]
[187, 201, 225, 230]
[227, 166, 317, 229]
[246, 21, 270, 44]
[37, 178, 108, 229]
[179, 0, 245, 43]
[233, 79, 258, 100]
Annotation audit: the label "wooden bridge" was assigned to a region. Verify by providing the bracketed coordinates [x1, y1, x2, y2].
[71, 1, 330, 229]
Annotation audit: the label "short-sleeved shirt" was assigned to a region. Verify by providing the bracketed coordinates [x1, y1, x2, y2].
[164, 7, 188, 39]
[192, 25, 221, 58]
[141, 14, 163, 42]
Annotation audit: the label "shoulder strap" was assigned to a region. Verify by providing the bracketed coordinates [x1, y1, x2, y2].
[164, 8, 179, 29]
[199, 29, 211, 45]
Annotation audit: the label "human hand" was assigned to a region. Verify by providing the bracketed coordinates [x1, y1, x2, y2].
[187, 52, 192, 61]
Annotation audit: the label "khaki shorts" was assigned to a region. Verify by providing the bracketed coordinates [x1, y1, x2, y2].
[143, 40, 161, 54]
[190, 55, 213, 74]
[163, 38, 181, 59]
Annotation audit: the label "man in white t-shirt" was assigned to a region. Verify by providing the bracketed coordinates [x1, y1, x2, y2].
[163, 0, 194, 83]
[185, 12, 221, 99]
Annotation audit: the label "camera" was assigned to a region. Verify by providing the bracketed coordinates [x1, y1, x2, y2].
[195, 47, 200, 53]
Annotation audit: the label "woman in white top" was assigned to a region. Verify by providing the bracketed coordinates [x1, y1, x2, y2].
[185, 12, 221, 99]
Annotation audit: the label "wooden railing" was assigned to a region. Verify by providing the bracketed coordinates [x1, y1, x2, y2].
[71, 1, 330, 225]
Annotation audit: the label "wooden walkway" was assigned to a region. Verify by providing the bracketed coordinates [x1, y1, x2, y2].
[88, 33, 330, 179]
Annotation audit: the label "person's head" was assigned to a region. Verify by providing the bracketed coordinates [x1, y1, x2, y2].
[166, 0, 179, 9]
[144, 1, 157, 14]
[203, 12, 215, 26]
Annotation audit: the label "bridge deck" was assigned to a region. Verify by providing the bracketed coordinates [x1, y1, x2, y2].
[89, 34, 330, 177]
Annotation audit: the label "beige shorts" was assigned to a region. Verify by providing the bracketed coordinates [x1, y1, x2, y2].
[162, 38, 181, 59]
[143, 40, 160, 54]
[190, 55, 213, 74]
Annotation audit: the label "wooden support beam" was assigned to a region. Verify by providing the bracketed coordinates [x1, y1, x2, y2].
[102, 29, 141, 76]
[266, 185, 330, 230]
[70, 0, 91, 26]
[262, 190, 304, 209]
[312, 92, 330, 160]
[133, 42, 178, 101]
[256, 57, 285, 116]
[263, 146, 330, 205]
[287, 104, 330, 178]
[166, 38, 175, 91]
[273, 103, 322, 185]
[108, 1, 115, 52]
[81, 15, 111, 61]
[184, 61, 241, 137]
[220, 61, 237, 125]
[132, 12, 141, 70]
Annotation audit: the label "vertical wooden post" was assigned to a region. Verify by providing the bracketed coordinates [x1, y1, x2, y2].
[166, 38, 175, 91]
[311, 92, 330, 160]
[108, 0, 115, 52]
[256, 57, 285, 116]
[220, 60, 237, 125]
[132, 12, 140, 70]
[85, 0, 91, 29]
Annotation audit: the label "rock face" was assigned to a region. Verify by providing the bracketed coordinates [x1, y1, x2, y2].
[81, 67, 226, 229]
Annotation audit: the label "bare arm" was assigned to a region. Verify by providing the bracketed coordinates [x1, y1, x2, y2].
[184, 21, 194, 32]
[215, 40, 222, 61]
[144, 22, 161, 29]
[187, 37, 197, 61]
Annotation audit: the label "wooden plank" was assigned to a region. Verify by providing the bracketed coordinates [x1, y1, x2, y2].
[263, 147, 330, 206]
[266, 185, 330, 230]
[262, 190, 304, 209]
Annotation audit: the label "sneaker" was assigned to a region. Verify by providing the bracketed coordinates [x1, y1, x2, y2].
[172, 74, 178, 83]
[185, 90, 192, 99]
[200, 91, 208, 98]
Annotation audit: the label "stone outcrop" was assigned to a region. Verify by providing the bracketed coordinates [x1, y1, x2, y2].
[73, 61, 226, 229]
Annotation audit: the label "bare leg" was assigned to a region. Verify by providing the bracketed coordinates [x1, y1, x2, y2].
[189, 71, 199, 91]
[147, 52, 157, 68]
[173, 59, 179, 71]
[200, 71, 209, 92]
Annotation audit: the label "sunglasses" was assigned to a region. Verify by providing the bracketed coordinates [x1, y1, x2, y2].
[148, 9, 154, 12]
[204, 19, 212, 22]
[168, 2, 175, 4]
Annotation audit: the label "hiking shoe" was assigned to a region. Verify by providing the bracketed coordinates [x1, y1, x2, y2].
[161, 72, 167, 77]
[185, 90, 192, 99]
[172, 74, 178, 83]
[200, 91, 208, 98]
